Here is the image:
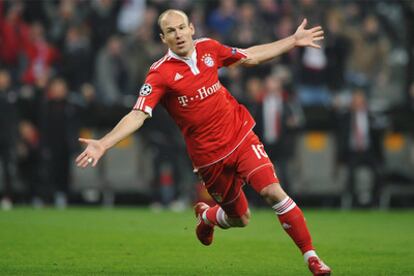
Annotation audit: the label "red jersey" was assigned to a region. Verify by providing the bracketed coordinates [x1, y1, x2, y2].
[133, 38, 255, 168]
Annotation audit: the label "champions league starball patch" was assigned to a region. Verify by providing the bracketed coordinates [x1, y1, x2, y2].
[139, 83, 152, 96]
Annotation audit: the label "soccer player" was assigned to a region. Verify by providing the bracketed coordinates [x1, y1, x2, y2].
[75, 9, 331, 275]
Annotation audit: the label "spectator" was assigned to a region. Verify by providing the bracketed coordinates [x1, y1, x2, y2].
[189, 6, 207, 39]
[117, 0, 146, 35]
[346, 14, 390, 91]
[207, 0, 237, 39]
[17, 68, 50, 127]
[39, 78, 80, 208]
[60, 26, 92, 91]
[21, 22, 59, 85]
[244, 77, 263, 115]
[0, 69, 18, 210]
[48, 0, 83, 49]
[0, 1, 30, 79]
[228, 2, 267, 47]
[94, 35, 129, 105]
[17, 120, 43, 207]
[88, 0, 119, 58]
[335, 88, 385, 207]
[324, 8, 350, 93]
[254, 75, 304, 194]
[257, 0, 281, 27]
[124, 6, 163, 95]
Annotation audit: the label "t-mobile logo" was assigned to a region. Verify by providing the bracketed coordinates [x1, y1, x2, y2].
[197, 81, 221, 100]
[177, 96, 189, 106]
[177, 81, 222, 106]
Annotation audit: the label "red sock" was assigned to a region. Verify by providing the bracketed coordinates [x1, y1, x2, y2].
[205, 205, 220, 225]
[204, 205, 230, 229]
[273, 197, 314, 254]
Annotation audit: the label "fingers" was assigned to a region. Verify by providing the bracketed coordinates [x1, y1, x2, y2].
[300, 18, 307, 29]
[76, 156, 85, 167]
[78, 155, 94, 168]
[309, 27, 324, 46]
[78, 157, 90, 168]
[78, 138, 91, 144]
[310, 26, 323, 32]
[76, 152, 89, 167]
[75, 151, 87, 163]
[76, 138, 93, 168]
[75, 150, 98, 168]
[76, 138, 101, 168]
[313, 30, 324, 37]
[309, 43, 321, 49]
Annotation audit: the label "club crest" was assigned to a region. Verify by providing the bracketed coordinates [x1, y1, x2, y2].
[202, 53, 214, 67]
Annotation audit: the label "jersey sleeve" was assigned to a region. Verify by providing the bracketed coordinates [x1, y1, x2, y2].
[210, 39, 247, 68]
[132, 69, 167, 117]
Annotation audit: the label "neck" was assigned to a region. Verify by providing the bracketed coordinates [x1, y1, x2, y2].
[170, 46, 195, 60]
[182, 47, 195, 58]
[174, 41, 195, 58]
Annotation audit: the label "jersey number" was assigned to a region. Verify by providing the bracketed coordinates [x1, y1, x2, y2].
[251, 144, 268, 159]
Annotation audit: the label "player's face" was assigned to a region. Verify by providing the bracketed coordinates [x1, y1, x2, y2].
[160, 13, 195, 57]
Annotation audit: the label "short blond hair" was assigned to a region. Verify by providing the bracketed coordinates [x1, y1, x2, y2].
[158, 9, 189, 33]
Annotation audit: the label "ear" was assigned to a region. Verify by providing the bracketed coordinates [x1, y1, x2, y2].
[189, 23, 195, 36]
[160, 33, 166, 44]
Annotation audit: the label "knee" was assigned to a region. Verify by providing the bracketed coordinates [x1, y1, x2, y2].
[228, 209, 250, 227]
[259, 183, 287, 204]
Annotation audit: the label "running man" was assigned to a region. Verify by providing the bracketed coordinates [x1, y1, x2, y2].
[76, 9, 331, 275]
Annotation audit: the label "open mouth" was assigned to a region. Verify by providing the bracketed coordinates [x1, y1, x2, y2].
[177, 41, 185, 47]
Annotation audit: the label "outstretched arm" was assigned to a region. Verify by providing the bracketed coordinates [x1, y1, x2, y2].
[239, 18, 324, 66]
[75, 110, 149, 168]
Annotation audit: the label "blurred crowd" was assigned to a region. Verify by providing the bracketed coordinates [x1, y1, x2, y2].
[1, 0, 413, 210]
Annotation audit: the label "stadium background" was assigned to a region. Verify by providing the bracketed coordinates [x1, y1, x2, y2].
[1, 0, 414, 210]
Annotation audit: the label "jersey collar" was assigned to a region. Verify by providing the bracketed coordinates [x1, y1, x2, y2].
[168, 47, 200, 75]
[168, 46, 197, 61]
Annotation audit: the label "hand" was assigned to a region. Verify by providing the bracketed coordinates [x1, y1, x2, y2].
[75, 138, 106, 168]
[294, 18, 324, 49]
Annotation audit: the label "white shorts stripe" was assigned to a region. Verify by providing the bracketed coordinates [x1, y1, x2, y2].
[196, 128, 255, 169]
[246, 163, 274, 183]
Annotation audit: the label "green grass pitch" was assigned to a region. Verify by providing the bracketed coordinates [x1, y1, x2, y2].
[0, 208, 413, 275]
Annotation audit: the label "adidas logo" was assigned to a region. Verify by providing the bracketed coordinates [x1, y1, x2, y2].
[174, 73, 183, 81]
[282, 223, 291, 229]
